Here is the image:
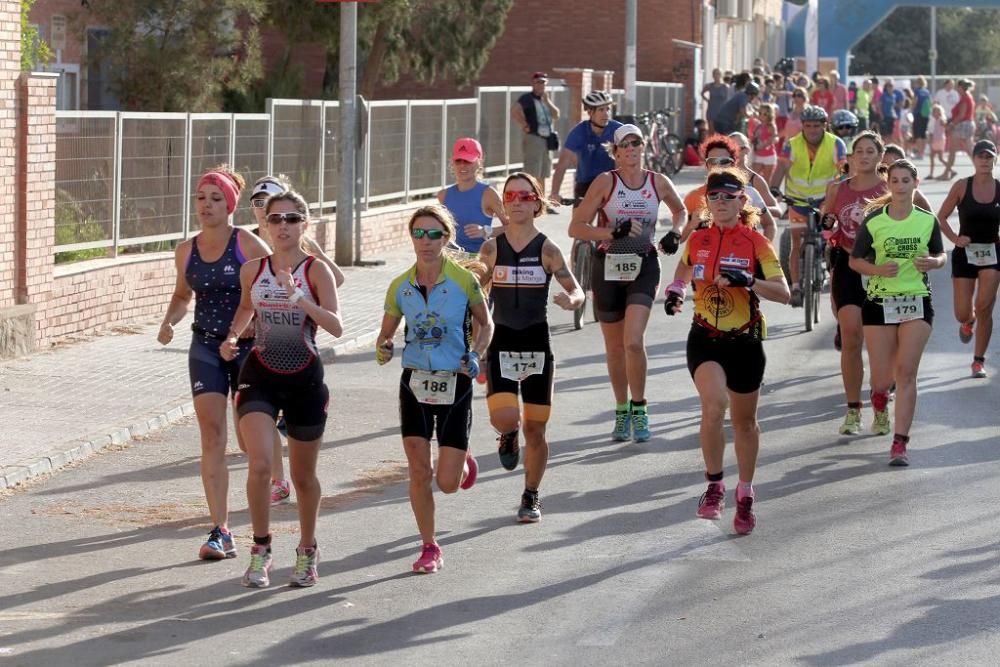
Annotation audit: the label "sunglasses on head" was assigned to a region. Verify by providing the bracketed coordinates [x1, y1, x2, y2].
[706, 156, 736, 166]
[617, 138, 644, 148]
[250, 198, 268, 208]
[411, 228, 446, 240]
[503, 190, 540, 203]
[266, 212, 304, 225]
[706, 191, 741, 201]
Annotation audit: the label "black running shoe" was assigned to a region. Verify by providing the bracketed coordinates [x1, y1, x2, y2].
[497, 430, 520, 471]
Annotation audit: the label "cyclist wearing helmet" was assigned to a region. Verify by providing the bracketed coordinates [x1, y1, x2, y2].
[549, 90, 622, 205]
[831, 109, 859, 142]
[770, 104, 848, 306]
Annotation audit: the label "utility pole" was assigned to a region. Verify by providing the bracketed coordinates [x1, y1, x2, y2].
[929, 7, 938, 91]
[624, 0, 637, 117]
[336, 1, 357, 267]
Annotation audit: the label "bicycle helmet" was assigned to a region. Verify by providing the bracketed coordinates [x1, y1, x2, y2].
[800, 105, 829, 123]
[745, 82, 761, 97]
[831, 109, 858, 130]
[583, 90, 614, 109]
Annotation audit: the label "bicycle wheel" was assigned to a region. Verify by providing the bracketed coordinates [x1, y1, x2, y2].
[572, 241, 592, 330]
[661, 133, 684, 175]
[802, 248, 815, 332]
[812, 247, 823, 325]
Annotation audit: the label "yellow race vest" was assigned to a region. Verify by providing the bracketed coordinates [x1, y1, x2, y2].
[786, 132, 839, 202]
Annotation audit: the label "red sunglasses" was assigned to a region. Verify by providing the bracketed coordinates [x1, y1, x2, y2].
[503, 191, 540, 203]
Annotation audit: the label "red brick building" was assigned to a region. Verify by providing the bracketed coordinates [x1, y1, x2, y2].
[374, 0, 701, 100]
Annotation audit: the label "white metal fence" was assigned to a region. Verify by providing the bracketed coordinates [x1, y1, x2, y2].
[54, 81, 685, 259]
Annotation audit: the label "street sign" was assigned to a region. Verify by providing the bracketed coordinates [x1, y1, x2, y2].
[50, 15, 67, 52]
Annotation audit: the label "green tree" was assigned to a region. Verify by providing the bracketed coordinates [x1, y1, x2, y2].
[262, 0, 514, 100]
[851, 7, 1000, 75]
[73, 0, 268, 111]
[21, 0, 52, 71]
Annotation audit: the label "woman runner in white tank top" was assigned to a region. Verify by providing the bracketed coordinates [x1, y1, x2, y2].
[570, 123, 686, 443]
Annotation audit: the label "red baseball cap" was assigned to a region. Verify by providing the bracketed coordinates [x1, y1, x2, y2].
[452, 137, 483, 162]
[532, 71, 548, 82]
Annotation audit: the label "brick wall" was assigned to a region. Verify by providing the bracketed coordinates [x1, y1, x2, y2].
[17, 72, 58, 316]
[0, 0, 19, 308]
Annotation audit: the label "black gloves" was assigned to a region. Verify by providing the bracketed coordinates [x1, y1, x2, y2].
[658, 230, 681, 255]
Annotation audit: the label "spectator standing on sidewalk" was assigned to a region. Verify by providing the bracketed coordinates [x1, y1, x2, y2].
[855, 79, 873, 133]
[157, 166, 271, 562]
[714, 80, 760, 136]
[911, 76, 932, 159]
[511, 72, 561, 209]
[702, 68, 730, 135]
[829, 70, 849, 113]
[940, 79, 977, 181]
[934, 78, 960, 120]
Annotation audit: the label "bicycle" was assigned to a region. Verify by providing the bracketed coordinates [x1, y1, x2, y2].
[775, 193, 826, 332]
[634, 108, 684, 177]
[562, 197, 598, 330]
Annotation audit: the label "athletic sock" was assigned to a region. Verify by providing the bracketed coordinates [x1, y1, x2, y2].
[253, 534, 271, 547]
[737, 481, 754, 501]
[893, 433, 910, 445]
[847, 402, 862, 410]
[706, 470, 724, 483]
[630, 399, 647, 413]
[616, 402, 630, 412]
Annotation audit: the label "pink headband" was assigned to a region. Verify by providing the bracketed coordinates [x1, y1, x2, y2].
[196, 172, 239, 214]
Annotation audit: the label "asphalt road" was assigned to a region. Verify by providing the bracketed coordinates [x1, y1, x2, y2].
[1, 171, 998, 666]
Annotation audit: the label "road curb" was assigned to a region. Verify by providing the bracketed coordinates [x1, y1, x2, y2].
[0, 328, 378, 491]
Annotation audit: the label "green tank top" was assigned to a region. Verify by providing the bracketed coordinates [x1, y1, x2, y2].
[862, 206, 937, 298]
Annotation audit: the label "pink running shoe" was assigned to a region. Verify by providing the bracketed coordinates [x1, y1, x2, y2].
[697, 482, 725, 519]
[460, 455, 478, 490]
[733, 493, 756, 535]
[270, 479, 291, 506]
[959, 320, 974, 344]
[412, 543, 443, 574]
[889, 439, 909, 467]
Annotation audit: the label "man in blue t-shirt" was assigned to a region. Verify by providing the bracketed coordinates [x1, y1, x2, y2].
[911, 75, 932, 159]
[549, 90, 622, 205]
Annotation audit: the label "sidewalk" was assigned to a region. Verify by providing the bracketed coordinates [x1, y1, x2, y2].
[0, 164, 711, 490]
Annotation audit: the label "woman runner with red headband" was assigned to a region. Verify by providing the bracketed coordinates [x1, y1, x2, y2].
[158, 165, 270, 561]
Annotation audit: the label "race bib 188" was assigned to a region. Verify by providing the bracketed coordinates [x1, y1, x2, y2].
[408, 370, 457, 405]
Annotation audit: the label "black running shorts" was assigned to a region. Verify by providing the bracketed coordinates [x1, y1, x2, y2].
[591, 251, 660, 323]
[235, 354, 329, 442]
[686, 325, 766, 394]
[399, 369, 473, 451]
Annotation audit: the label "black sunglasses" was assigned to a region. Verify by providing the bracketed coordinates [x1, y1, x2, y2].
[266, 213, 304, 225]
[411, 228, 446, 240]
[617, 139, 644, 148]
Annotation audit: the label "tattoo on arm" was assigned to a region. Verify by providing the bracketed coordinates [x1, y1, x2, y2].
[554, 266, 573, 281]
